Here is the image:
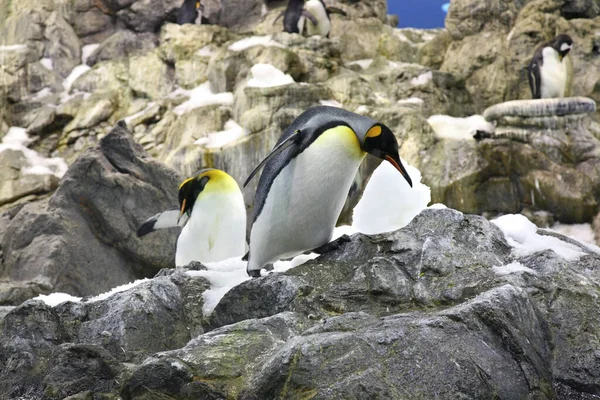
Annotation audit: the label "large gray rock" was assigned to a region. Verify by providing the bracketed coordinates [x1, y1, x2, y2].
[86, 30, 158, 66]
[0, 122, 182, 305]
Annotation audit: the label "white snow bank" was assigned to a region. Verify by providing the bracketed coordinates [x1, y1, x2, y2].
[492, 262, 536, 276]
[353, 160, 431, 234]
[33, 292, 82, 306]
[195, 119, 248, 148]
[427, 114, 494, 141]
[63, 64, 91, 91]
[492, 214, 586, 261]
[40, 58, 53, 71]
[247, 64, 294, 88]
[0, 127, 68, 178]
[88, 278, 152, 303]
[81, 43, 99, 64]
[411, 71, 433, 86]
[228, 35, 285, 52]
[171, 82, 234, 116]
[319, 99, 342, 108]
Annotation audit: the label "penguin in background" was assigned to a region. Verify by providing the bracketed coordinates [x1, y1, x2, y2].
[274, 0, 346, 38]
[177, 0, 209, 25]
[243, 106, 413, 278]
[137, 169, 246, 266]
[528, 34, 574, 99]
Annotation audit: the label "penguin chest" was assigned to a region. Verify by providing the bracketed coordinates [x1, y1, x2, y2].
[194, 9, 203, 25]
[176, 191, 246, 266]
[540, 47, 568, 98]
[302, 0, 330, 37]
[250, 127, 365, 267]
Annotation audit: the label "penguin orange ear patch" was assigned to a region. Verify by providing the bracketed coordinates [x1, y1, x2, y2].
[366, 125, 382, 138]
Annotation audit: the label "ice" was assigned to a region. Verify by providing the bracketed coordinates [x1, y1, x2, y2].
[247, 64, 294, 88]
[346, 59, 373, 69]
[171, 82, 234, 116]
[319, 99, 343, 108]
[492, 262, 536, 276]
[0, 44, 27, 51]
[427, 114, 494, 140]
[352, 160, 431, 234]
[410, 71, 432, 86]
[81, 43, 100, 64]
[63, 64, 91, 91]
[40, 58, 53, 70]
[227, 35, 285, 52]
[0, 127, 68, 178]
[195, 119, 248, 148]
[87, 278, 152, 303]
[33, 292, 82, 306]
[492, 214, 586, 261]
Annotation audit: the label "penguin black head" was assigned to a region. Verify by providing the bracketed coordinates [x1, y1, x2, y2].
[551, 34, 573, 60]
[178, 169, 211, 222]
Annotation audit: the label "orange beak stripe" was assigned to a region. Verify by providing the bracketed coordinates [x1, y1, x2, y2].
[385, 155, 412, 186]
[180, 198, 187, 217]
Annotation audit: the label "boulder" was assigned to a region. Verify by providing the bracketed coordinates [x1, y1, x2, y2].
[0, 122, 182, 305]
[86, 30, 158, 66]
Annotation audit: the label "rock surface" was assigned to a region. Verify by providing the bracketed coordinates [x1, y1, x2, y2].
[1, 209, 600, 399]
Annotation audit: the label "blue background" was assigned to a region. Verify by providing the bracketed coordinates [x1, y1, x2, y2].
[387, 0, 448, 28]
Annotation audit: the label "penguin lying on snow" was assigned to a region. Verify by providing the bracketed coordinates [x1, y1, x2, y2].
[137, 168, 246, 266]
[275, 0, 347, 38]
[528, 34, 574, 99]
[243, 106, 413, 278]
[177, 0, 208, 25]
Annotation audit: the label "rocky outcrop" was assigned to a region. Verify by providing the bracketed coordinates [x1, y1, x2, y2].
[0, 123, 181, 305]
[1, 209, 600, 399]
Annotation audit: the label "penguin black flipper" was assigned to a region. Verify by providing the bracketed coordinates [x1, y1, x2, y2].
[301, 10, 318, 25]
[243, 130, 302, 187]
[326, 6, 347, 16]
[137, 209, 182, 237]
[528, 46, 544, 99]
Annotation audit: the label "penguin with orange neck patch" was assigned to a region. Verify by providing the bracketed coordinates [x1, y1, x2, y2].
[243, 106, 412, 277]
[177, 0, 208, 25]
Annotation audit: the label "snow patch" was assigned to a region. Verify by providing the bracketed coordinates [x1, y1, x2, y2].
[40, 58, 53, 70]
[228, 35, 285, 52]
[0, 127, 68, 178]
[124, 102, 156, 125]
[195, 119, 248, 148]
[492, 262, 536, 276]
[81, 43, 100, 64]
[346, 59, 373, 69]
[247, 64, 294, 88]
[410, 71, 432, 86]
[319, 99, 343, 108]
[397, 97, 424, 106]
[63, 64, 91, 91]
[353, 160, 431, 234]
[33, 292, 82, 307]
[355, 105, 369, 114]
[171, 83, 234, 116]
[32, 87, 53, 99]
[492, 214, 586, 261]
[427, 114, 494, 141]
[196, 46, 215, 57]
[0, 44, 27, 51]
[88, 278, 152, 303]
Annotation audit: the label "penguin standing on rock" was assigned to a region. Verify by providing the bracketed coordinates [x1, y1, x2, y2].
[177, 0, 208, 25]
[275, 0, 346, 38]
[528, 34, 574, 99]
[243, 106, 413, 278]
[137, 169, 246, 266]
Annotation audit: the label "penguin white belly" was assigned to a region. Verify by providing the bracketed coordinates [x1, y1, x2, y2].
[540, 47, 567, 98]
[175, 191, 246, 266]
[249, 127, 365, 270]
[303, 0, 330, 37]
[194, 10, 203, 25]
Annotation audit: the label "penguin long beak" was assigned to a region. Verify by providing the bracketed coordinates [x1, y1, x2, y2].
[385, 155, 413, 187]
[178, 198, 187, 223]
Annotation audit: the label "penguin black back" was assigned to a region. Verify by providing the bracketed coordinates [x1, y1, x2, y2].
[178, 0, 202, 25]
[283, 0, 305, 33]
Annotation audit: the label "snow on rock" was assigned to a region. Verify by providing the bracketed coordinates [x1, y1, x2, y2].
[353, 160, 431, 234]
[355, 105, 369, 114]
[410, 71, 432, 86]
[492, 262, 537, 276]
[32, 87, 53, 99]
[0, 44, 27, 51]
[87, 278, 152, 303]
[427, 114, 494, 141]
[124, 102, 156, 125]
[397, 97, 424, 106]
[63, 64, 91, 91]
[195, 119, 248, 149]
[319, 99, 343, 108]
[33, 292, 82, 306]
[346, 59, 373, 69]
[550, 223, 596, 245]
[40, 58, 53, 70]
[171, 82, 234, 116]
[81, 43, 100, 64]
[247, 64, 294, 88]
[492, 214, 586, 261]
[196, 46, 215, 57]
[227, 35, 285, 52]
[0, 127, 68, 178]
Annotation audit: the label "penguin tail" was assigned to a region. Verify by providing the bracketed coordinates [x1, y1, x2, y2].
[137, 209, 182, 238]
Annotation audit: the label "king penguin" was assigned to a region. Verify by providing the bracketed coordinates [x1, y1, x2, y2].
[243, 106, 413, 277]
[274, 0, 346, 38]
[177, 0, 207, 25]
[137, 168, 246, 266]
[528, 34, 574, 99]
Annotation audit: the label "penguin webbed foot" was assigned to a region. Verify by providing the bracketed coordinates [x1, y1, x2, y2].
[247, 269, 262, 278]
[311, 234, 351, 255]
